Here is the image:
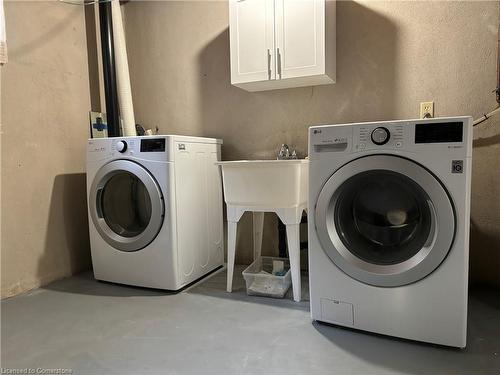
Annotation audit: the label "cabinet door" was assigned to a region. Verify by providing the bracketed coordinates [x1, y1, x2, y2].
[229, 0, 275, 84]
[275, 0, 325, 80]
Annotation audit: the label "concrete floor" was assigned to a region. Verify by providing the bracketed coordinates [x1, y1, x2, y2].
[2, 266, 500, 375]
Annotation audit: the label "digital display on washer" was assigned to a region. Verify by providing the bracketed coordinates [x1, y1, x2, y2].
[415, 122, 463, 143]
[140, 138, 166, 152]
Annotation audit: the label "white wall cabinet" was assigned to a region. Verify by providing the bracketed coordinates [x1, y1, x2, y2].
[229, 0, 336, 92]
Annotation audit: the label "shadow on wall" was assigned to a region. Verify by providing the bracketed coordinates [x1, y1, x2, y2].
[472, 129, 500, 148]
[8, 5, 82, 60]
[470, 220, 500, 288]
[37, 174, 92, 286]
[470, 118, 500, 289]
[197, 1, 398, 161]
[38, 176, 166, 297]
[196, 1, 398, 263]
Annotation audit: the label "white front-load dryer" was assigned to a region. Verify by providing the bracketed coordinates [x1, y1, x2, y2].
[87, 135, 224, 290]
[308, 117, 472, 347]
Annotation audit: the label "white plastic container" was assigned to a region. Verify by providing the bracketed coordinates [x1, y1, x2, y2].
[216, 160, 308, 208]
[242, 256, 292, 298]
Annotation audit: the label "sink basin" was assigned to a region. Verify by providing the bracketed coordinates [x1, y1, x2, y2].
[216, 160, 308, 208]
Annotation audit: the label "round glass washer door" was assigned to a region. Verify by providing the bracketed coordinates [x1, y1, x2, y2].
[89, 160, 164, 252]
[315, 155, 455, 287]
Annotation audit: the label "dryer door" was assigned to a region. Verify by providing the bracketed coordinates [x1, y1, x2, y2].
[89, 160, 165, 252]
[315, 155, 455, 287]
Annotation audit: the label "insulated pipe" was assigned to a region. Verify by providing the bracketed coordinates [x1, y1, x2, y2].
[84, 3, 100, 112]
[111, 0, 136, 136]
[99, 0, 120, 137]
[497, 1, 500, 104]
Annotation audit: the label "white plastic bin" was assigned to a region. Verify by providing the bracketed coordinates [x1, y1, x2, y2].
[242, 256, 292, 298]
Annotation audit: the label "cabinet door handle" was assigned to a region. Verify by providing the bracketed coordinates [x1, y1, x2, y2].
[267, 49, 272, 80]
[277, 48, 282, 79]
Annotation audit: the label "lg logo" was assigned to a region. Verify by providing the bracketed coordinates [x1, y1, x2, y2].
[451, 160, 464, 174]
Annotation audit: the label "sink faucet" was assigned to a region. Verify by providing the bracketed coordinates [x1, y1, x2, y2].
[277, 144, 298, 160]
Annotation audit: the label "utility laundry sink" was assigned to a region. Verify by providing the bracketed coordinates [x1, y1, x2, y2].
[216, 159, 308, 209]
[216, 159, 308, 302]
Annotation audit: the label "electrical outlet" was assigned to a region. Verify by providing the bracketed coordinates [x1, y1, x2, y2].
[420, 101, 434, 119]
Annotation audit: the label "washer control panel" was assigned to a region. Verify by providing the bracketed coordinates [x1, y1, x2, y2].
[88, 137, 173, 163]
[111, 139, 137, 155]
[355, 122, 405, 151]
[310, 117, 471, 158]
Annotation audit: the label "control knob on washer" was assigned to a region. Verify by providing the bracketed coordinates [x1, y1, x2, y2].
[371, 127, 390, 145]
[116, 140, 128, 153]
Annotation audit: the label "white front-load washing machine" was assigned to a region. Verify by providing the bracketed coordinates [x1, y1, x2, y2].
[87, 135, 224, 290]
[308, 117, 472, 347]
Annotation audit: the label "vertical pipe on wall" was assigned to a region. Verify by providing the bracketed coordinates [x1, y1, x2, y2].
[497, 1, 500, 104]
[111, 0, 136, 136]
[84, 3, 100, 112]
[99, 0, 120, 137]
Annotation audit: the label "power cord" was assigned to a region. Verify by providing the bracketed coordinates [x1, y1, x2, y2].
[473, 86, 500, 127]
[59, 0, 112, 5]
[473, 107, 500, 127]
